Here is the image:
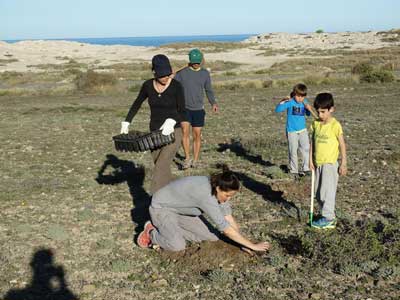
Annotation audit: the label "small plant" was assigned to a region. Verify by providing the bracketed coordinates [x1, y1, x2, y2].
[224, 71, 237, 76]
[0, 58, 19, 65]
[128, 83, 142, 92]
[352, 62, 374, 75]
[75, 69, 117, 92]
[47, 225, 69, 241]
[203, 269, 233, 285]
[264, 166, 287, 179]
[110, 259, 131, 273]
[352, 62, 395, 83]
[77, 208, 95, 222]
[315, 29, 324, 34]
[360, 68, 395, 83]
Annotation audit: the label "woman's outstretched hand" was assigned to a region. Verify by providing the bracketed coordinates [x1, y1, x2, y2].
[251, 241, 271, 252]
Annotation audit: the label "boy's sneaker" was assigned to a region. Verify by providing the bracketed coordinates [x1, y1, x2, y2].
[302, 171, 312, 177]
[137, 221, 155, 248]
[311, 217, 337, 229]
[290, 173, 300, 180]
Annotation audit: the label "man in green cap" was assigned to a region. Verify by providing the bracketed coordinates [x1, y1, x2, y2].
[174, 48, 219, 169]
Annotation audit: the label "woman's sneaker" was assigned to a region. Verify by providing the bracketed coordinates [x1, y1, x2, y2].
[311, 217, 337, 229]
[182, 159, 192, 170]
[137, 221, 155, 248]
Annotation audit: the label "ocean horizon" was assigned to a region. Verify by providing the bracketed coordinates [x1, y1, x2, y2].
[3, 34, 255, 47]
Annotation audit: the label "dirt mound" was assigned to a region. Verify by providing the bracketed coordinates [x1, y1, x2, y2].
[159, 240, 261, 273]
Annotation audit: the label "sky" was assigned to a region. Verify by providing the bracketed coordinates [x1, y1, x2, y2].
[1, 0, 400, 40]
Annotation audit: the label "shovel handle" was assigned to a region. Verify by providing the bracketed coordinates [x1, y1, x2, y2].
[309, 169, 315, 225]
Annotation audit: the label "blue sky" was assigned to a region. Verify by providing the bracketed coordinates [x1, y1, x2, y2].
[1, 0, 400, 40]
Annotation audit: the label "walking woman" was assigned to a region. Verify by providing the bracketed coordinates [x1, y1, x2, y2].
[120, 54, 186, 194]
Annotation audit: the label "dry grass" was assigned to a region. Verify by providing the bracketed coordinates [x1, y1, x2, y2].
[160, 41, 255, 52]
[1, 81, 399, 299]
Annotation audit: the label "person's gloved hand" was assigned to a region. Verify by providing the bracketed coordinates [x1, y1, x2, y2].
[159, 118, 176, 135]
[120, 121, 130, 134]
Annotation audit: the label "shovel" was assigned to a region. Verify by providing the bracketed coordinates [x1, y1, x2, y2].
[309, 169, 315, 226]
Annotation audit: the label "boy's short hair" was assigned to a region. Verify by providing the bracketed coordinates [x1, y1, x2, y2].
[314, 93, 334, 109]
[293, 83, 307, 97]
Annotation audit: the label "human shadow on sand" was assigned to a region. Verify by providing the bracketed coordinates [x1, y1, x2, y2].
[3, 248, 78, 300]
[96, 154, 151, 232]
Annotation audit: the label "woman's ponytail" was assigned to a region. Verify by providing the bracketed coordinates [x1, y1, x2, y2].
[210, 164, 240, 195]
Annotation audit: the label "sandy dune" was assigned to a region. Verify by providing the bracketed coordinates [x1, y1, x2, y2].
[0, 30, 399, 73]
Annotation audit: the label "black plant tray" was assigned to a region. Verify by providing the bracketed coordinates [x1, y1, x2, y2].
[113, 130, 175, 152]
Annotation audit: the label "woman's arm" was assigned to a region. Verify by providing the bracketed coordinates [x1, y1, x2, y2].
[223, 225, 270, 252]
[125, 83, 148, 122]
[224, 214, 239, 232]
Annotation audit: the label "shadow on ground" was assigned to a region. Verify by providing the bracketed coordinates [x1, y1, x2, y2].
[96, 154, 151, 231]
[217, 139, 274, 167]
[3, 248, 78, 300]
[233, 169, 302, 221]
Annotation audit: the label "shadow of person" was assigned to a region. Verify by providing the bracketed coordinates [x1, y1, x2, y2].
[3, 248, 78, 300]
[95, 154, 151, 231]
[235, 171, 301, 221]
[217, 138, 275, 167]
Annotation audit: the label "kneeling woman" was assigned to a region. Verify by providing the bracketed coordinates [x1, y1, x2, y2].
[137, 166, 270, 252]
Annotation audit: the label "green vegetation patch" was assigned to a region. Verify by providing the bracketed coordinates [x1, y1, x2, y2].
[160, 41, 254, 52]
[74, 69, 117, 92]
[0, 58, 19, 65]
[276, 217, 400, 277]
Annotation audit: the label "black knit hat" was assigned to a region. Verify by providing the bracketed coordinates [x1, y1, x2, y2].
[152, 54, 172, 78]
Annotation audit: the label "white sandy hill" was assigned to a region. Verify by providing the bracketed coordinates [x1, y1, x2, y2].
[245, 30, 400, 50]
[0, 30, 399, 73]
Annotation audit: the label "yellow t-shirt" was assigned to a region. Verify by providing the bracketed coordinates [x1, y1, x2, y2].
[310, 118, 343, 166]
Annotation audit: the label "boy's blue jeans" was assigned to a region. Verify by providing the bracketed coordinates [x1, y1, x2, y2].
[287, 130, 310, 174]
[314, 162, 339, 220]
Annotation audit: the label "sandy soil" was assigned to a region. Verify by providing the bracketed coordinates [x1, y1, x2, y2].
[246, 30, 400, 49]
[1, 30, 399, 73]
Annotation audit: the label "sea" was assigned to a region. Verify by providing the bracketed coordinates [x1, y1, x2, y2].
[4, 34, 254, 47]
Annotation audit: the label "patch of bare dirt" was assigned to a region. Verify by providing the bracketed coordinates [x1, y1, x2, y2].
[159, 240, 261, 273]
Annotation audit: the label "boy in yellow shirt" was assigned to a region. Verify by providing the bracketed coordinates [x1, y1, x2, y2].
[309, 93, 347, 229]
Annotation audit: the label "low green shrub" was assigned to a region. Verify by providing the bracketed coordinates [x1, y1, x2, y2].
[0, 58, 19, 65]
[299, 218, 399, 276]
[0, 71, 23, 80]
[75, 70, 117, 92]
[128, 83, 143, 92]
[47, 225, 69, 241]
[360, 69, 395, 83]
[352, 62, 395, 83]
[352, 62, 374, 75]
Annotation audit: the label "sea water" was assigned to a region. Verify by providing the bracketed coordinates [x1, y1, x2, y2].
[4, 34, 254, 46]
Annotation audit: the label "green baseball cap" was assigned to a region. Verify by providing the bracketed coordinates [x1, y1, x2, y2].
[189, 48, 203, 64]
